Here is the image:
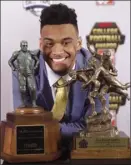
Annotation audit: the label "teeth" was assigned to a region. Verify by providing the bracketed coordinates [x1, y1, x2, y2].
[53, 58, 65, 62]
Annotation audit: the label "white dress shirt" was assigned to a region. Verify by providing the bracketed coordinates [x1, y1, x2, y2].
[45, 62, 75, 100]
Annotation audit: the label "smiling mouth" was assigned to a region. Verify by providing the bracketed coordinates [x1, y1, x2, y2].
[51, 57, 67, 62]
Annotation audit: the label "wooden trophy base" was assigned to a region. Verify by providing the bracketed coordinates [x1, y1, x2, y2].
[71, 131, 131, 159]
[71, 148, 131, 159]
[0, 107, 61, 163]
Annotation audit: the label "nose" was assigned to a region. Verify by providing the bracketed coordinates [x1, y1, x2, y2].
[52, 43, 64, 55]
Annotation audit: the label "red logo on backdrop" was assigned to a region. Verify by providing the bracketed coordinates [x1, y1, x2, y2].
[96, 0, 115, 5]
[86, 22, 125, 64]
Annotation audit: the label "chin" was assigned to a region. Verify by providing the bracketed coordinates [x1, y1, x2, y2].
[53, 68, 69, 76]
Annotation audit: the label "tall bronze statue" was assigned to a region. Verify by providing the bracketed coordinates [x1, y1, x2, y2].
[82, 42, 130, 117]
[8, 40, 39, 107]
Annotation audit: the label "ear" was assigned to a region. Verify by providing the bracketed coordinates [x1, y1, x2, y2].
[76, 36, 82, 51]
[39, 37, 43, 53]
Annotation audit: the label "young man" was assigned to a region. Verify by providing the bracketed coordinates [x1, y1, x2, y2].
[12, 3, 109, 137]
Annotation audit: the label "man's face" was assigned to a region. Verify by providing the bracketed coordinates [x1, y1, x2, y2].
[40, 24, 81, 75]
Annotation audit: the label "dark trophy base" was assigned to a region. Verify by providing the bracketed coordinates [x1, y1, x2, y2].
[71, 112, 131, 159]
[0, 107, 61, 163]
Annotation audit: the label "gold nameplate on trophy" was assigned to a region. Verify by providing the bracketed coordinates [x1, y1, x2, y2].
[75, 136, 130, 149]
[0, 107, 61, 163]
[71, 132, 131, 159]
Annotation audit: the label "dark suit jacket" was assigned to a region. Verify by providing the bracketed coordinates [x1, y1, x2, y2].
[12, 48, 109, 136]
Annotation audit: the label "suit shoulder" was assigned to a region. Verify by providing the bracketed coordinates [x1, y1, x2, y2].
[76, 47, 92, 68]
[80, 47, 92, 60]
[29, 49, 40, 56]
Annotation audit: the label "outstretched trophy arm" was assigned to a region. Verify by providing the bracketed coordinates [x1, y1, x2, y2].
[32, 55, 40, 70]
[77, 68, 94, 73]
[87, 41, 101, 58]
[87, 41, 102, 61]
[87, 41, 95, 56]
[31, 50, 40, 70]
[8, 51, 19, 71]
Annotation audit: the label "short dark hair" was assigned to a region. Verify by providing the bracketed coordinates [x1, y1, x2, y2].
[40, 3, 78, 32]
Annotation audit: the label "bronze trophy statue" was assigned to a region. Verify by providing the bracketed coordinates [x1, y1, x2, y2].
[54, 41, 131, 159]
[8, 40, 39, 108]
[0, 41, 61, 163]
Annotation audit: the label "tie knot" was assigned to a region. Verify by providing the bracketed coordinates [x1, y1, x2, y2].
[57, 78, 65, 86]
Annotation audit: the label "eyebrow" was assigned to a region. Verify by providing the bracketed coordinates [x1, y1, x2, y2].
[43, 38, 53, 41]
[43, 37, 73, 42]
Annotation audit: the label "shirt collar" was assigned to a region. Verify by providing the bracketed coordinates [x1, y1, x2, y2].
[45, 62, 75, 87]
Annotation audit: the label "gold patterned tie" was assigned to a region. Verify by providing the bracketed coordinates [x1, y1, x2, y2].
[51, 77, 68, 121]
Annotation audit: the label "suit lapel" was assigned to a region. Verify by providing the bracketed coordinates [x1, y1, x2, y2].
[66, 55, 88, 121]
[36, 54, 54, 111]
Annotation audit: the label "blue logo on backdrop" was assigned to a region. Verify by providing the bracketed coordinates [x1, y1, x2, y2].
[23, 1, 53, 17]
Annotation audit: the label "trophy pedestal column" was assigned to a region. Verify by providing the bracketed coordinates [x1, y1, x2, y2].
[0, 107, 61, 163]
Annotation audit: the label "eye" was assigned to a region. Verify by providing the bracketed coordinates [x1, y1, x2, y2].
[45, 42, 54, 48]
[63, 40, 72, 46]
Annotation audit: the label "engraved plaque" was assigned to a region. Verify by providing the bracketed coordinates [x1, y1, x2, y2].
[75, 137, 129, 149]
[16, 125, 44, 154]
